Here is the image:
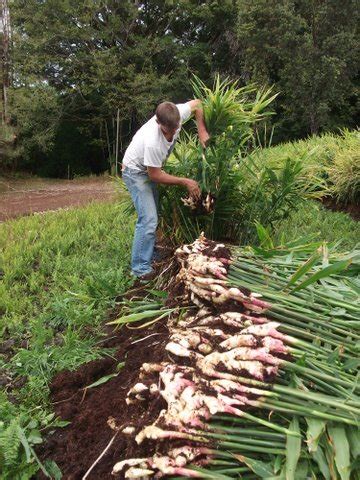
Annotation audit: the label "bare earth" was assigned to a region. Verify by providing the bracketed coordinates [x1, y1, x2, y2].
[0, 177, 117, 222]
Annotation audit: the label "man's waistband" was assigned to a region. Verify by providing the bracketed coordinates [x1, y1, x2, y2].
[122, 165, 147, 175]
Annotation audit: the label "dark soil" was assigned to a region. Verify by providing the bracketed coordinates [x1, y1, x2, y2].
[36, 248, 178, 480]
[37, 319, 171, 480]
[321, 197, 360, 221]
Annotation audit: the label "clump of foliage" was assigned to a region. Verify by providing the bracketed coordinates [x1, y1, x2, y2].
[0, 393, 64, 479]
[8, 85, 61, 164]
[254, 129, 360, 206]
[159, 75, 320, 244]
[325, 131, 360, 205]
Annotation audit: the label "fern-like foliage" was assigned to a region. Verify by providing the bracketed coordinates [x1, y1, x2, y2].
[0, 418, 22, 468]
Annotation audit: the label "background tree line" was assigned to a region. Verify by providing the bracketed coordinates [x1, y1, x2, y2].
[1, 0, 358, 177]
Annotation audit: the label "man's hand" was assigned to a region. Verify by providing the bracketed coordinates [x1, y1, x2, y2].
[199, 131, 210, 149]
[147, 168, 200, 199]
[188, 99, 211, 149]
[183, 178, 201, 199]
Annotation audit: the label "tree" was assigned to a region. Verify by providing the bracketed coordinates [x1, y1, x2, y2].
[235, 0, 359, 140]
[7, 0, 237, 175]
[5, 0, 358, 174]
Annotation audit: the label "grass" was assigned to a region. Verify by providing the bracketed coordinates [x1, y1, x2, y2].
[0, 201, 134, 477]
[274, 200, 360, 250]
[0, 201, 133, 336]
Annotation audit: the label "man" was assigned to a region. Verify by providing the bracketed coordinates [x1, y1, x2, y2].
[122, 99, 210, 280]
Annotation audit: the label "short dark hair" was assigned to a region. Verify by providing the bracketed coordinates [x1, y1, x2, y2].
[155, 102, 180, 130]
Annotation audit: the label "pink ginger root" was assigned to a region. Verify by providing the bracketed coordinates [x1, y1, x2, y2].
[241, 321, 293, 344]
[230, 346, 282, 365]
[219, 334, 257, 350]
[168, 446, 213, 467]
[262, 336, 288, 354]
[192, 326, 229, 340]
[165, 341, 203, 360]
[135, 425, 206, 445]
[113, 449, 213, 478]
[197, 355, 272, 381]
[209, 379, 267, 397]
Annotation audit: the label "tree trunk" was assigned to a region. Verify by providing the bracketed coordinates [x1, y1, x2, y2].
[1, 0, 11, 124]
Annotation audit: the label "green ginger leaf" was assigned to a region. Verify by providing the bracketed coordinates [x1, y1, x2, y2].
[305, 418, 326, 453]
[285, 417, 301, 480]
[328, 425, 351, 480]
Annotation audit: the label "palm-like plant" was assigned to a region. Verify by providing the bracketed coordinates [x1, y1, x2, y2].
[159, 75, 320, 244]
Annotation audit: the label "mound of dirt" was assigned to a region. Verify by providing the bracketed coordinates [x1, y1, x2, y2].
[38, 320, 170, 479]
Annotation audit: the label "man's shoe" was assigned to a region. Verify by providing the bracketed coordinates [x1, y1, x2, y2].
[137, 271, 157, 284]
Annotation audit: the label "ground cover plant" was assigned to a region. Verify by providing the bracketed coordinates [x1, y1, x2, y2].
[0, 201, 133, 478]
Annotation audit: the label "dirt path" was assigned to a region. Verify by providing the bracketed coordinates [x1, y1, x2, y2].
[0, 177, 117, 222]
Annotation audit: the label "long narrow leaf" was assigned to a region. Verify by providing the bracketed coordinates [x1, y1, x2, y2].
[284, 250, 322, 290]
[305, 418, 326, 453]
[232, 454, 274, 477]
[292, 259, 352, 292]
[106, 309, 171, 325]
[17, 426, 32, 463]
[312, 445, 331, 480]
[328, 425, 351, 480]
[346, 427, 360, 459]
[84, 373, 119, 390]
[285, 417, 301, 480]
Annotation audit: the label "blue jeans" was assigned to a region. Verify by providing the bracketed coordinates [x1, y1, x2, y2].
[122, 166, 159, 277]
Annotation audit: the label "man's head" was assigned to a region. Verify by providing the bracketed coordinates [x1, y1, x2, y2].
[155, 102, 180, 136]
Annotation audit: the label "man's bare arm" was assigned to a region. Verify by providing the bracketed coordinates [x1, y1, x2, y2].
[188, 99, 210, 148]
[147, 167, 200, 198]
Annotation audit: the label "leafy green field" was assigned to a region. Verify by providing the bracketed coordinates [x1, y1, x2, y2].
[275, 201, 360, 250]
[0, 201, 133, 477]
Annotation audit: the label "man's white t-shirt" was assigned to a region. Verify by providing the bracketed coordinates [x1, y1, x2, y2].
[122, 103, 192, 172]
